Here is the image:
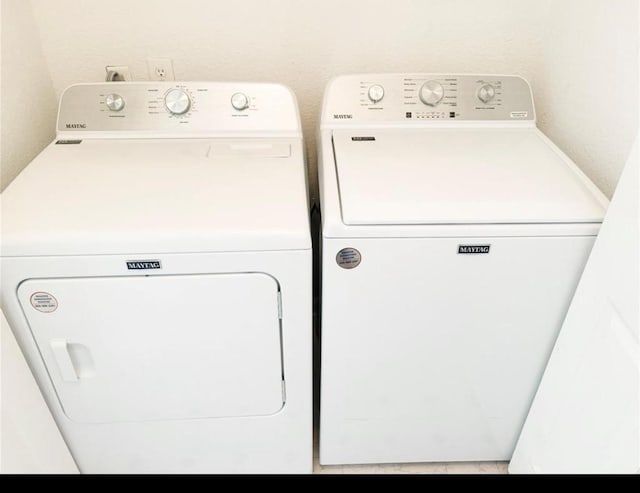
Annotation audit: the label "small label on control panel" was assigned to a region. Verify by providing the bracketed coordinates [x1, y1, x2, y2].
[510, 111, 529, 119]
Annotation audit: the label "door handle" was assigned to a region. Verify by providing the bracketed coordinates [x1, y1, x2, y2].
[50, 339, 79, 382]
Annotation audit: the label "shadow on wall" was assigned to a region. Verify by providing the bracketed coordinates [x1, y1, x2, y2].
[1, 0, 58, 191]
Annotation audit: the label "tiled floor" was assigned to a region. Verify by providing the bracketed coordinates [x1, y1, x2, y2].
[312, 430, 509, 474]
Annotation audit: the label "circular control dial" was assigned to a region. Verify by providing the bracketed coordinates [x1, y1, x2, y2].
[367, 84, 385, 103]
[164, 88, 191, 115]
[477, 84, 496, 104]
[231, 92, 250, 111]
[419, 81, 445, 107]
[105, 93, 125, 112]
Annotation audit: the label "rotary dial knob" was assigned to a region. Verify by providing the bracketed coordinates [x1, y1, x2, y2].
[105, 93, 125, 112]
[419, 81, 445, 107]
[478, 84, 496, 104]
[367, 84, 385, 103]
[231, 92, 250, 111]
[164, 88, 191, 115]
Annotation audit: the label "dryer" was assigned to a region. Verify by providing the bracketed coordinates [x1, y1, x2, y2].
[1, 82, 312, 473]
[318, 74, 609, 465]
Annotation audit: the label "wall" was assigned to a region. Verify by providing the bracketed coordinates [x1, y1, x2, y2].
[537, 0, 638, 198]
[0, 0, 57, 190]
[0, 4, 66, 469]
[27, 0, 552, 202]
[2, 1, 637, 197]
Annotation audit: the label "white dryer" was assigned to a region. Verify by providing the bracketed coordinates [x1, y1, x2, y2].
[1, 82, 312, 473]
[318, 74, 609, 465]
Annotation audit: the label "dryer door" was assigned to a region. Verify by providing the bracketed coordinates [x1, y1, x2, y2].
[17, 273, 284, 424]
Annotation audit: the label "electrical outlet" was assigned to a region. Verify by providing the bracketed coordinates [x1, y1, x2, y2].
[105, 65, 132, 81]
[147, 58, 175, 81]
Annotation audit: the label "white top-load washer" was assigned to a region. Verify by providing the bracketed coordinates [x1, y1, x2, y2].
[318, 74, 609, 465]
[1, 82, 312, 473]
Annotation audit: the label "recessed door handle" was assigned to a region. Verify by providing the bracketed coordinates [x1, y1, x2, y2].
[50, 339, 79, 382]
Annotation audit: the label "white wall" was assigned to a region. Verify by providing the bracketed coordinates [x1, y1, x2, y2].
[537, 0, 638, 198]
[3, 0, 636, 198]
[0, 0, 57, 190]
[2, 1, 637, 196]
[27, 0, 552, 202]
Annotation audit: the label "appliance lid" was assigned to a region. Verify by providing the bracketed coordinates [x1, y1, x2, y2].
[1, 138, 310, 256]
[333, 128, 607, 226]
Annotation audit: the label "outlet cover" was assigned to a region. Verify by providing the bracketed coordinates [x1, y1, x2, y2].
[147, 58, 175, 81]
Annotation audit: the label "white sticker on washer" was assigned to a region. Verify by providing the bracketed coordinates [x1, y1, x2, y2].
[30, 292, 58, 313]
[510, 111, 529, 119]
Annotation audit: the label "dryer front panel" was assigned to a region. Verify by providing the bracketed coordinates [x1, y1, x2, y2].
[18, 273, 284, 424]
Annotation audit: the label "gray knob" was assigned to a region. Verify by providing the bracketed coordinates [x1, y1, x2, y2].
[231, 92, 250, 111]
[478, 84, 496, 104]
[419, 81, 445, 107]
[105, 93, 125, 112]
[367, 84, 385, 103]
[165, 89, 191, 115]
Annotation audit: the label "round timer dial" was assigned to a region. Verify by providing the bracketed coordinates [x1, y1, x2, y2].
[164, 89, 191, 115]
[419, 81, 445, 107]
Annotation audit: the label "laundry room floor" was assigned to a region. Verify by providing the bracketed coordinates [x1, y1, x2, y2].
[311, 430, 509, 474]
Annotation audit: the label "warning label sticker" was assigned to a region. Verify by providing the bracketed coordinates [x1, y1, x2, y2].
[336, 248, 362, 269]
[30, 292, 58, 313]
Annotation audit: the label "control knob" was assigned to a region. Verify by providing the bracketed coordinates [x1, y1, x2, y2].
[164, 88, 191, 115]
[367, 84, 385, 104]
[477, 84, 496, 104]
[105, 93, 125, 112]
[419, 81, 445, 107]
[231, 92, 250, 111]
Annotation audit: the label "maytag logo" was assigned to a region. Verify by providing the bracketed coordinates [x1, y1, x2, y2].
[65, 123, 87, 129]
[333, 114, 353, 119]
[126, 260, 162, 270]
[458, 245, 491, 254]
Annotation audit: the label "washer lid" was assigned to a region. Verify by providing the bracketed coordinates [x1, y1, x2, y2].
[333, 128, 607, 225]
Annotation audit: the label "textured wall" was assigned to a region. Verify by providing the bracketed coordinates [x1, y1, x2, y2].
[536, 0, 638, 198]
[3, 1, 637, 197]
[27, 0, 551, 202]
[0, 0, 57, 190]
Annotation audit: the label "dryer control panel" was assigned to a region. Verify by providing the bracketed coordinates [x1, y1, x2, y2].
[57, 82, 301, 136]
[322, 74, 535, 124]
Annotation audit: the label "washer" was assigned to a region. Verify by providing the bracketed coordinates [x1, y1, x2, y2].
[318, 74, 609, 465]
[1, 82, 312, 473]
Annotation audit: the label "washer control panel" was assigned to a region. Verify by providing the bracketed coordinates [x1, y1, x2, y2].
[325, 74, 535, 124]
[57, 82, 300, 134]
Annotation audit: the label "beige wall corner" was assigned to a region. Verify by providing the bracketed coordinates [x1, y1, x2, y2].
[1, 0, 57, 191]
[537, 0, 639, 198]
